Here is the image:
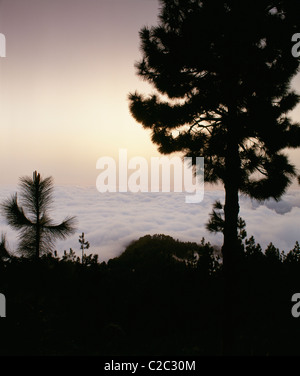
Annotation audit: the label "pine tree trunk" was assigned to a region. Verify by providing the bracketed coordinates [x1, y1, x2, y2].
[34, 171, 40, 259]
[36, 223, 40, 259]
[221, 117, 241, 355]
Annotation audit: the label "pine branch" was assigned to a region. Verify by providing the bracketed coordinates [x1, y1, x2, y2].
[1, 194, 33, 229]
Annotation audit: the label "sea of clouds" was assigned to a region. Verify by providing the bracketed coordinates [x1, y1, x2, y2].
[0, 185, 299, 262]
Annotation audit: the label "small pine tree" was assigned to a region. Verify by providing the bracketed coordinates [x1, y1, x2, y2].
[265, 242, 281, 262]
[1, 171, 76, 258]
[79, 232, 90, 263]
[285, 241, 300, 263]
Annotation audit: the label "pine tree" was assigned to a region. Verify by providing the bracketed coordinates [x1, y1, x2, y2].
[79, 232, 90, 263]
[128, 0, 300, 353]
[1, 171, 76, 259]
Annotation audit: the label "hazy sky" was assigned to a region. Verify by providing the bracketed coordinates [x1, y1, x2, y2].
[0, 0, 162, 185]
[0, 0, 299, 187]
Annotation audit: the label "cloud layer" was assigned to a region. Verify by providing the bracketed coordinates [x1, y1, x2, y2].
[0, 185, 299, 262]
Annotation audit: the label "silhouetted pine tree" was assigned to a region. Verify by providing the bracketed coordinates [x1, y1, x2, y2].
[128, 0, 300, 354]
[1, 171, 76, 259]
[79, 232, 90, 263]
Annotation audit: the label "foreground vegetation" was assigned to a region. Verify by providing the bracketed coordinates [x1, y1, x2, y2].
[0, 233, 300, 356]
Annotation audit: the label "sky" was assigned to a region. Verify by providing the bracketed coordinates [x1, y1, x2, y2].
[0, 1, 299, 260]
[0, 0, 299, 187]
[0, 0, 162, 186]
